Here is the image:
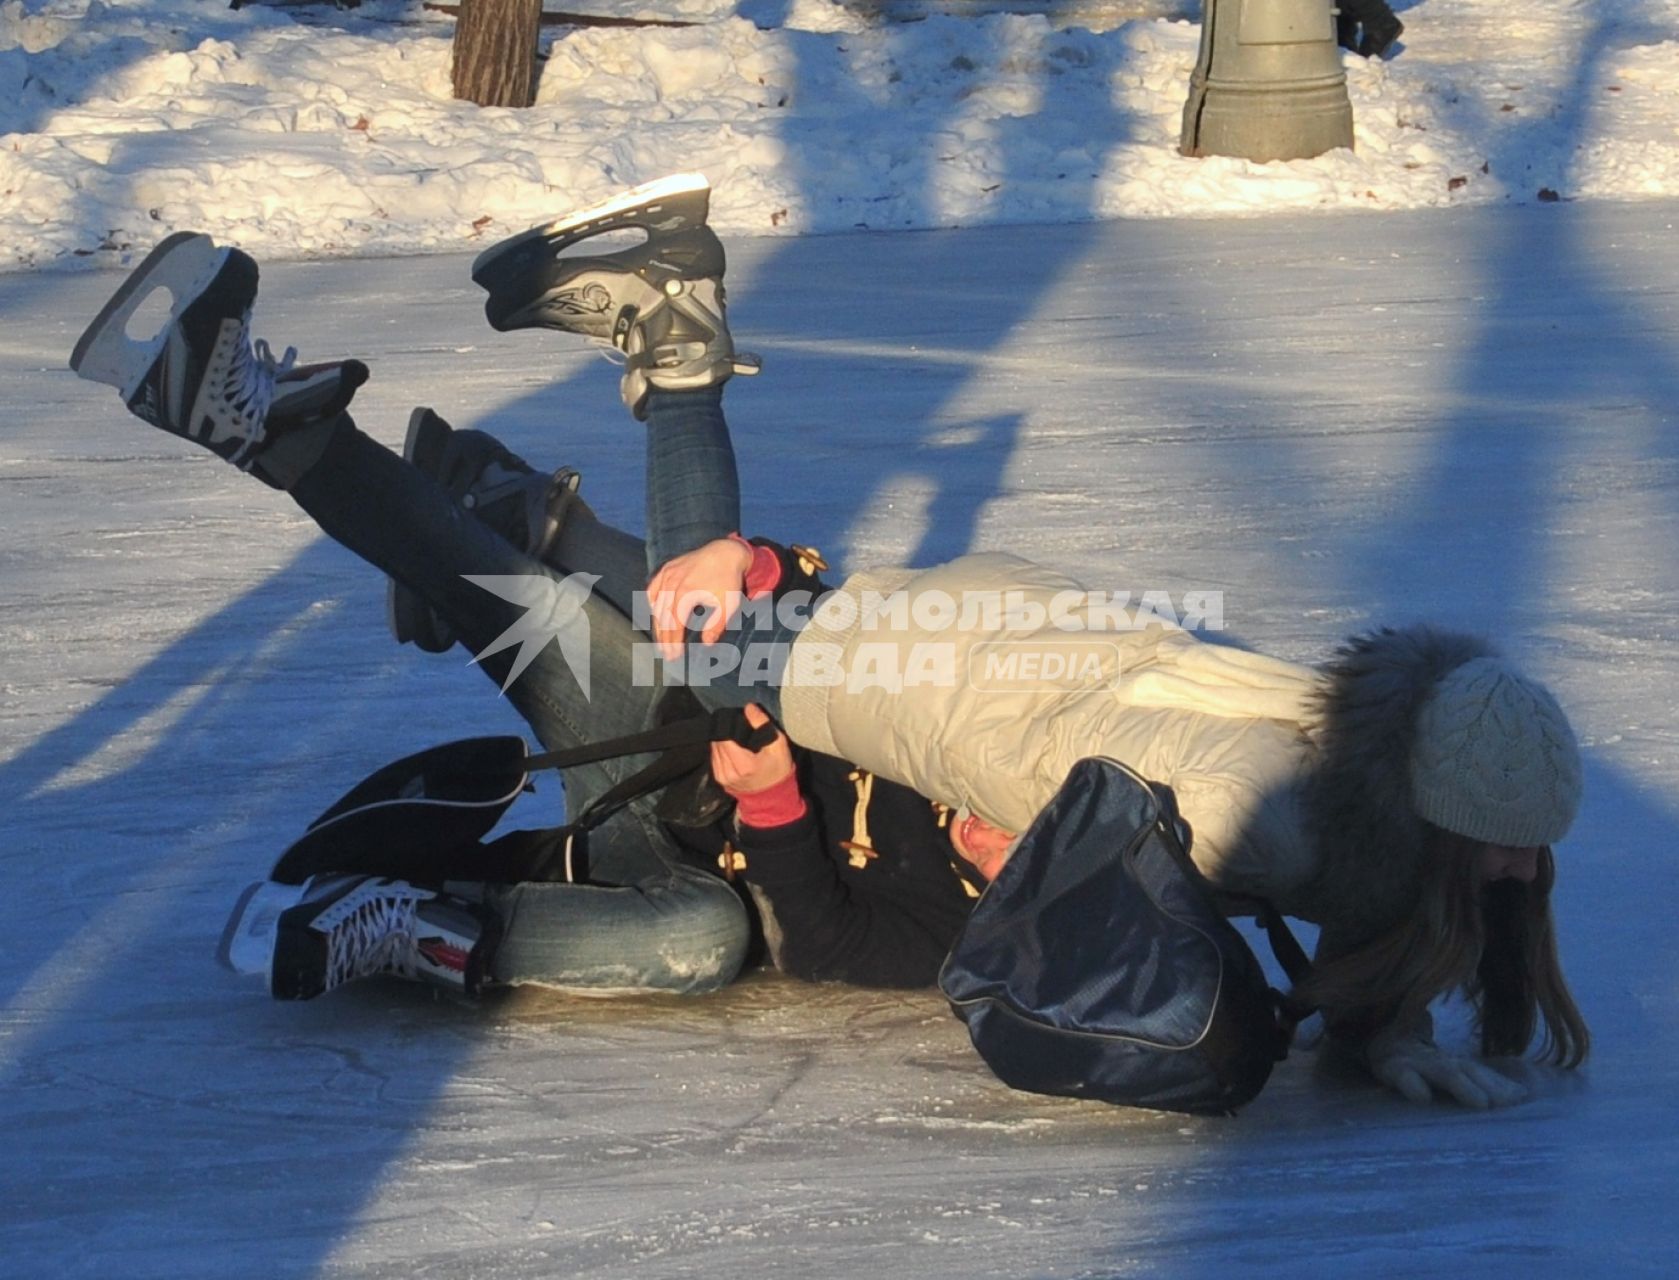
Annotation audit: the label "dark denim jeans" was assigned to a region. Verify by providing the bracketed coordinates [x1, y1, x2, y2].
[642, 384, 740, 574]
[641, 387, 804, 721]
[288, 416, 747, 994]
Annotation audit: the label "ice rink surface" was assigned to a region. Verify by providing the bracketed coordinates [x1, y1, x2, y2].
[2, 201, 1677, 1275]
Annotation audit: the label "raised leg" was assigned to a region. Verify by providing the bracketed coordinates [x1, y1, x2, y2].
[73, 237, 750, 998]
[642, 385, 741, 573]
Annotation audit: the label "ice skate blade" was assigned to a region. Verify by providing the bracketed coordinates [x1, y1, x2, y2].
[542, 172, 709, 236]
[69, 232, 227, 401]
[387, 405, 458, 652]
[216, 879, 307, 978]
[471, 172, 710, 279]
[403, 403, 442, 462]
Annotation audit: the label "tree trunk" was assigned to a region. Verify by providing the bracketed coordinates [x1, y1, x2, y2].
[451, 0, 542, 109]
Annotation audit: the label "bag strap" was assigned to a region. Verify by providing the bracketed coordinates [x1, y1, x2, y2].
[519, 705, 777, 774]
[477, 706, 777, 884]
[1248, 899, 1313, 988]
[523, 704, 776, 834]
[565, 732, 722, 836]
[1149, 781, 1317, 1022]
[1218, 890, 1318, 1027]
[535, 748, 716, 883]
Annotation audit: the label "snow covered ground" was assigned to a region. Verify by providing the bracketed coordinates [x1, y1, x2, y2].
[4, 197, 1679, 1274]
[5, 0, 1679, 267]
[4, 0, 1679, 1274]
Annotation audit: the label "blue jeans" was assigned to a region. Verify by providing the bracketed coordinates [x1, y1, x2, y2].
[642, 387, 806, 720]
[642, 384, 740, 575]
[288, 417, 748, 995]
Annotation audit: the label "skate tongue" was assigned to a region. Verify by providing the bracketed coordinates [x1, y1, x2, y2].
[267, 359, 370, 430]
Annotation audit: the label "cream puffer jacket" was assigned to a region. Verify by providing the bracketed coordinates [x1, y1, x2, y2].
[778, 553, 1329, 913]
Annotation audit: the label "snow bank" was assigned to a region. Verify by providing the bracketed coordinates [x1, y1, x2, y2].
[3, 0, 1679, 269]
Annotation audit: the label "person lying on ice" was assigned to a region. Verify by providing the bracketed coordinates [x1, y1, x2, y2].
[68, 229, 1007, 1007]
[73, 175, 1589, 1111]
[478, 175, 1593, 1112]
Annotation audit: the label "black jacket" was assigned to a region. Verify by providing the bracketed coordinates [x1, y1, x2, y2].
[711, 537, 978, 988]
[729, 749, 980, 988]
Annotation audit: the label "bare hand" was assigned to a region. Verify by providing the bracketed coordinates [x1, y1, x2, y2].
[709, 703, 795, 796]
[646, 537, 755, 660]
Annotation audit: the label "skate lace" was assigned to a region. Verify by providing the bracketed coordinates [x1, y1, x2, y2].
[225, 311, 298, 467]
[325, 891, 420, 988]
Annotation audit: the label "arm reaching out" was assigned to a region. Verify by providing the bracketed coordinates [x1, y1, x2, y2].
[647, 536, 755, 659]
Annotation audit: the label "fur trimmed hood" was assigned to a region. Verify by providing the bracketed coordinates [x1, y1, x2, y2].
[1297, 626, 1499, 947]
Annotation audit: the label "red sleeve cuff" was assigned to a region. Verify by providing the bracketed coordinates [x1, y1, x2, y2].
[730, 533, 783, 599]
[733, 770, 808, 828]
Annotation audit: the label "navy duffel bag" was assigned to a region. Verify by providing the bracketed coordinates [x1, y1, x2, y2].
[938, 757, 1310, 1116]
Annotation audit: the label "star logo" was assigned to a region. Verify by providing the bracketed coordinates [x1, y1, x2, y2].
[462, 572, 601, 696]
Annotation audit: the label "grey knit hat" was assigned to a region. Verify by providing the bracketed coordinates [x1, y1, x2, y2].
[1408, 656, 1583, 848]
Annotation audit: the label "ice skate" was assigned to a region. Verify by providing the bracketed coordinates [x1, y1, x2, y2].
[388, 406, 585, 652]
[471, 173, 760, 418]
[70, 232, 368, 471]
[218, 874, 499, 1000]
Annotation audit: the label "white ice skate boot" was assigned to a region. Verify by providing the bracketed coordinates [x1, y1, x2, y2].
[70, 232, 368, 474]
[217, 875, 499, 1000]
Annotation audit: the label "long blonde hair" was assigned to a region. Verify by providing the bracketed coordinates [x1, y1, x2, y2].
[1298, 826, 1589, 1066]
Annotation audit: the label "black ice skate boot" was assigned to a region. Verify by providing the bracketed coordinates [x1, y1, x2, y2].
[217, 874, 501, 1000]
[388, 406, 586, 653]
[70, 232, 368, 482]
[470, 173, 760, 419]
